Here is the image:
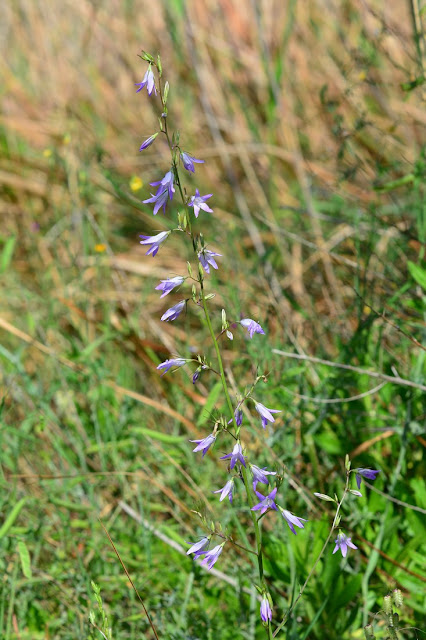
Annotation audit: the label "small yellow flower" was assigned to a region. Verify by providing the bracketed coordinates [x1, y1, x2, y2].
[357, 70, 366, 81]
[94, 243, 107, 253]
[130, 176, 143, 192]
[43, 149, 52, 158]
[63, 133, 71, 145]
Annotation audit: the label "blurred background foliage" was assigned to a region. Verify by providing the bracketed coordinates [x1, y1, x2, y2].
[0, 0, 425, 638]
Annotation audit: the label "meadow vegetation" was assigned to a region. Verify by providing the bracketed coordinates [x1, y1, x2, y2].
[0, 1, 425, 638]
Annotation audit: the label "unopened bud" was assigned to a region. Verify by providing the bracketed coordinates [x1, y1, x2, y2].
[156, 54, 162, 76]
[187, 262, 193, 278]
[383, 595, 392, 615]
[192, 368, 201, 384]
[364, 624, 376, 639]
[392, 589, 403, 608]
[163, 81, 169, 105]
[140, 51, 154, 63]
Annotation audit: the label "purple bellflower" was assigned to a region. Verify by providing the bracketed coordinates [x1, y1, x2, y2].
[157, 358, 186, 376]
[155, 276, 185, 298]
[234, 408, 243, 427]
[278, 507, 307, 535]
[254, 401, 282, 429]
[143, 171, 175, 215]
[220, 442, 246, 470]
[213, 478, 234, 503]
[228, 408, 243, 428]
[139, 231, 170, 257]
[333, 532, 358, 557]
[186, 537, 210, 557]
[180, 152, 204, 173]
[160, 300, 185, 322]
[200, 543, 225, 570]
[139, 133, 158, 151]
[240, 319, 265, 339]
[198, 248, 222, 274]
[190, 433, 216, 457]
[251, 464, 277, 488]
[135, 65, 157, 96]
[188, 189, 213, 218]
[251, 487, 278, 515]
[260, 595, 272, 623]
[355, 468, 380, 490]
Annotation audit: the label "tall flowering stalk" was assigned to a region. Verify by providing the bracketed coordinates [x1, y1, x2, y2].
[134, 51, 379, 636]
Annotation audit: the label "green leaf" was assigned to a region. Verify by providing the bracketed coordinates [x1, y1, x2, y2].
[196, 382, 222, 427]
[131, 427, 185, 444]
[17, 541, 32, 579]
[407, 261, 426, 290]
[0, 498, 26, 538]
[0, 236, 16, 273]
[315, 432, 343, 455]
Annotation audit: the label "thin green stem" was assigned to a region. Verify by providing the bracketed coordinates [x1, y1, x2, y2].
[272, 471, 351, 637]
[157, 68, 269, 635]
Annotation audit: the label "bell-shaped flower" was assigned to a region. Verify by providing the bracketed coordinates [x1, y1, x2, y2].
[251, 487, 278, 515]
[198, 248, 222, 274]
[213, 478, 234, 504]
[278, 506, 307, 535]
[260, 595, 272, 623]
[143, 171, 175, 215]
[332, 532, 358, 557]
[220, 442, 246, 470]
[200, 543, 224, 570]
[160, 300, 185, 322]
[250, 464, 276, 487]
[186, 537, 210, 557]
[354, 468, 380, 490]
[135, 65, 157, 96]
[180, 152, 204, 173]
[190, 433, 216, 457]
[254, 401, 282, 429]
[155, 276, 184, 298]
[157, 358, 186, 376]
[139, 231, 170, 257]
[240, 318, 265, 339]
[188, 188, 213, 218]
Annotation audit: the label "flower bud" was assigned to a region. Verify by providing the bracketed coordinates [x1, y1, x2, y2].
[313, 493, 336, 502]
[364, 624, 376, 639]
[156, 54, 162, 76]
[140, 50, 154, 62]
[163, 81, 170, 105]
[392, 589, 403, 608]
[383, 595, 392, 615]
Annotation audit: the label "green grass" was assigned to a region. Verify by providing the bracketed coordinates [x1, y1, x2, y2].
[1, 1, 425, 638]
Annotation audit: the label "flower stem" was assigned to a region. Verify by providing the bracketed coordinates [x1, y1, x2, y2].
[158, 68, 268, 631]
[272, 470, 351, 637]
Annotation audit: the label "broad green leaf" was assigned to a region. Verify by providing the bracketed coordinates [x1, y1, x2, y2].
[408, 261, 426, 290]
[0, 498, 26, 538]
[196, 382, 222, 427]
[17, 541, 32, 579]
